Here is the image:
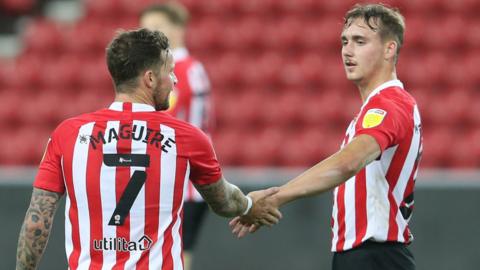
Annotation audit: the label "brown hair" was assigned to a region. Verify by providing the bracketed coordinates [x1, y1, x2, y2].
[344, 3, 405, 62]
[106, 28, 170, 92]
[140, 2, 189, 27]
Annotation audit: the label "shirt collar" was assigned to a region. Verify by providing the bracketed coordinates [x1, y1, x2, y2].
[172, 47, 189, 62]
[109, 102, 155, 112]
[363, 79, 404, 105]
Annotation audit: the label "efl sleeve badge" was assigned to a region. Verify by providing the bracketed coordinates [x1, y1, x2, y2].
[362, 108, 387, 128]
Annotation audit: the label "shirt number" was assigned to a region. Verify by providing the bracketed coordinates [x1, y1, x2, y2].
[103, 153, 150, 226]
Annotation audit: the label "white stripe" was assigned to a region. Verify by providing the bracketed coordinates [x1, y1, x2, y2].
[125, 121, 148, 270]
[149, 124, 177, 269]
[365, 146, 397, 242]
[172, 162, 189, 270]
[342, 177, 356, 250]
[331, 187, 339, 252]
[72, 122, 95, 268]
[100, 121, 119, 270]
[62, 157, 74, 262]
[393, 106, 422, 241]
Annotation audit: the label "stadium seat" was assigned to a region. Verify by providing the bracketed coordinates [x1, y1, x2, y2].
[22, 20, 62, 56]
[0, 0, 35, 15]
[424, 17, 467, 51]
[301, 17, 343, 50]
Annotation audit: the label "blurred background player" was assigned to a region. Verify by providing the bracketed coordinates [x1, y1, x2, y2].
[139, 2, 214, 270]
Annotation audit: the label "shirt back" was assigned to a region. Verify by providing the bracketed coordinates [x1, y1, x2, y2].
[34, 102, 222, 270]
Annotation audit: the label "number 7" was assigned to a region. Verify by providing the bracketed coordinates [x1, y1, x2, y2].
[103, 153, 150, 226]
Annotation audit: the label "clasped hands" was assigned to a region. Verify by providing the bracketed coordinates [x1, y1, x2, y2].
[229, 187, 282, 238]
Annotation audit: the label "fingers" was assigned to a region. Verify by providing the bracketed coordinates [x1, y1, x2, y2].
[229, 216, 240, 228]
[257, 213, 279, 227]
[249, 224, 260, 233]
[237, 224, 251, 238]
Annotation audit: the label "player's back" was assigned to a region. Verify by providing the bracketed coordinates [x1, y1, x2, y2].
[43, 102, 217, 269]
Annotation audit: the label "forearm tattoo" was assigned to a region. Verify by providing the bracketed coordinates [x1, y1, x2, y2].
[195, 179, 247, 217]
[16, 188, 62, 270]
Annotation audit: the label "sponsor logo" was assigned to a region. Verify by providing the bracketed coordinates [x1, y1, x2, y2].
[93, 235, 153, 252]
[362, 108, 387, 128]
[118, 157, 132, 164]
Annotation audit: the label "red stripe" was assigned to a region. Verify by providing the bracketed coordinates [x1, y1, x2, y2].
[161, 149, 187, 270]
[136, 122, 162, 269]
[87, 123, 105, 269]
[123, 102, 132, 112]
[335, 184, 346, 251]
[353, 169, 367, 248]
[63, 128, 81, 270]
[113, 120, 133, 270]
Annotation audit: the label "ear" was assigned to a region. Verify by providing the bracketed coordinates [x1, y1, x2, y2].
[142, 70, 155, 89]
[384, 40, 397, 62]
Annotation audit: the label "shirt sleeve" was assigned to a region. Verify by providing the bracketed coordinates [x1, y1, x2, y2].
[33, 128, 65, 194]
[187, 127, 222, 186]
[354, 96, 408, 153]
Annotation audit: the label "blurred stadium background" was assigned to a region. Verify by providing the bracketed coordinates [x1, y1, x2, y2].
[0, 0, 479, 269]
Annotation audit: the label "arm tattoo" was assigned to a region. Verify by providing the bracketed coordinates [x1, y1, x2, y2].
[194, 178, 247, 217]
[16, 188, 62, 270]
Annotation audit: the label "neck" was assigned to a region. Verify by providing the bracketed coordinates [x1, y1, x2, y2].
[357, 68, 397, 102]
[114, 90, 154, 108]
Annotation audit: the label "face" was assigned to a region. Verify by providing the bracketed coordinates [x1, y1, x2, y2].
[341, 18, 387, 84]
[152, 50, 178, 111]
[140, 12, 177, 42]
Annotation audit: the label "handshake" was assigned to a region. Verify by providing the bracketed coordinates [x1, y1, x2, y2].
[229, 187, 283, 238]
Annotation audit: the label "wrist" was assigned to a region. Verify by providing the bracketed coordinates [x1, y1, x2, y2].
[242, 195, 253, 215]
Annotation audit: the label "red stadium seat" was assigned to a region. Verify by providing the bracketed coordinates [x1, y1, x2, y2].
[221, 19, 264, 51]
[301, 17, 343, 50]
[424, 17, 467, 51]
[0, 0, 35, 15]
[238, 0, 277, 15]
[238, 127, 284, 166]
[261, 17, 303, 50]
[22, 20, 62, 56]
[421, 128, 453, 167]
[211, 128, 242, 165]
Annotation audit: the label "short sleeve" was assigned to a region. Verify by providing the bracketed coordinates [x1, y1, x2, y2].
[33, 130, 65, 193]
[354, 96, 408, 152]
[187, 127, 222, 186]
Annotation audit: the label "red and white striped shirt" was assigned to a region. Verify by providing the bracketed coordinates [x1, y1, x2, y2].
[169, 48, 213, 202]
[34, 102, 222, 270]
[331, 80, 423, 252]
